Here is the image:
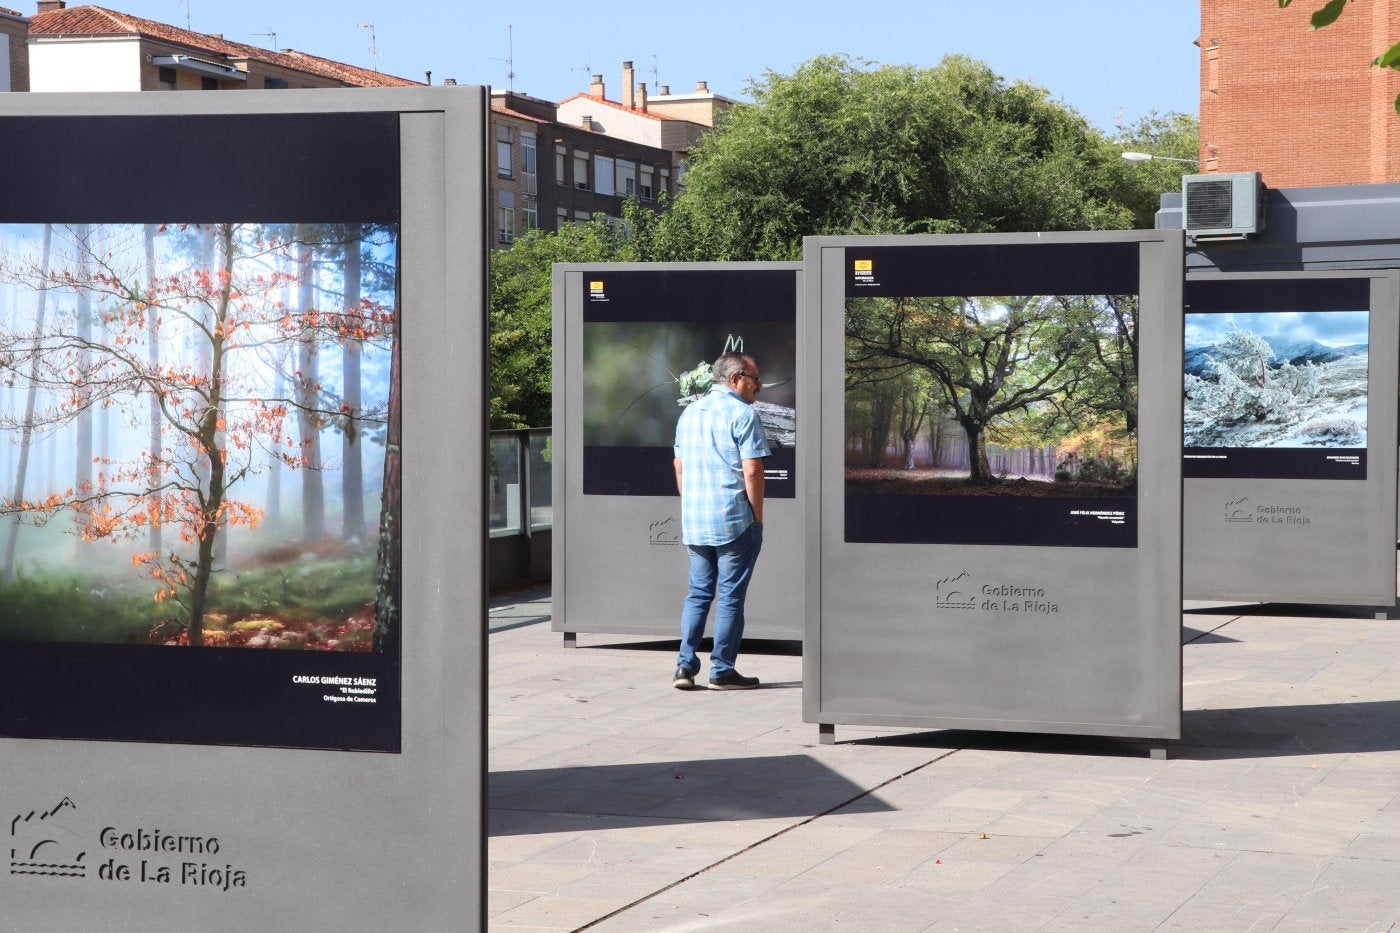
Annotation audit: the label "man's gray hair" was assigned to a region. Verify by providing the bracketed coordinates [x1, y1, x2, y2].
[712, 352, 752, 384]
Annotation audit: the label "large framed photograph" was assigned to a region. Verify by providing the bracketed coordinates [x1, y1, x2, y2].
[0, 114, 402, 752]
[581, 268, 796, 497]
[1183, 278, 1370, 480]
[843, 243, 1140, 547]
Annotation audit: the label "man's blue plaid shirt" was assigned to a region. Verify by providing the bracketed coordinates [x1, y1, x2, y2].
[674, 384, 770, 546]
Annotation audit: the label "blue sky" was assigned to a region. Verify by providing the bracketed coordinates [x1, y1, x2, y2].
[91, 0, 1201, 132]
[1186, 312, 1371, 349]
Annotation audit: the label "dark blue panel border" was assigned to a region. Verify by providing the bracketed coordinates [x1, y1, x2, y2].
[846, 242, 1140, 296]
[581, 268, 796, 323]
[0, 113, 400, 224]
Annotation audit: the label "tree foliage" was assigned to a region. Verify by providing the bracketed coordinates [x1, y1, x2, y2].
[1184, 324, 1323, 425]
[846, 294, 1137, 484]
[0, 223, 395, 645]
[487, 55, 1197, 427]
[657, 54, 1176, 260]
[488, 215, 637, 429]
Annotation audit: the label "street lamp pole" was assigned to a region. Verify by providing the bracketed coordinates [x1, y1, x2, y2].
[1121, 151, 1200, 165]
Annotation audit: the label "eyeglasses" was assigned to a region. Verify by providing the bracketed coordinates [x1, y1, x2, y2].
[737, 372, 762, 390]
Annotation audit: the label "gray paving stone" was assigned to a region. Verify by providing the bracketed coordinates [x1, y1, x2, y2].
[488, 590, 1400, 930]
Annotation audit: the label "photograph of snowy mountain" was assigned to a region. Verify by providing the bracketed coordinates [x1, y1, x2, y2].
[1184, 310, 1368, 450]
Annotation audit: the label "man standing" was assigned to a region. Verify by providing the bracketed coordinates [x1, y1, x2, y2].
[672, 351, 769, 690]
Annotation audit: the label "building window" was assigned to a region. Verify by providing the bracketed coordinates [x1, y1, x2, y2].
[574, 210, 591, 226]
[639, 165, 655, 201]
[498, 191, 515, 244]
[264, 77, 288, 89]
[555, 145, 566, 186]
[557, 207, 569, 229]
[523, 196, 538, 232]
[496, 126, 513, 178]
[521, 134, 537, 196]
[573, 151, 589, 190]
[201, 76, 219, 91]
[158, 66, 176, 90]
[660, 168, 671, 197]
[616, 159, 636, 199]
[594, 155, 616, 196]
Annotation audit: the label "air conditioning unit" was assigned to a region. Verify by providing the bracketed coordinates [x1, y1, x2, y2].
[1182, 171, 1266, 239]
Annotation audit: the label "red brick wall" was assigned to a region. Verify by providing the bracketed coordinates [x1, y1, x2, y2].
[1200, 0, 1400, 187]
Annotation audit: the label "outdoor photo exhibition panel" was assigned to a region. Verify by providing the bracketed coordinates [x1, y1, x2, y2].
[804, 232, 1184, 745]
[1182, 272, 1399, 606]
[553, 263, 804, 642]
[0, 89, 487, 930]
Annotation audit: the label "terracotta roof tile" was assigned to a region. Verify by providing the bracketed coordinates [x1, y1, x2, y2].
[0, 6, 25, 17]
[29, 5, 421, 87]
[490, 103, 551, 125]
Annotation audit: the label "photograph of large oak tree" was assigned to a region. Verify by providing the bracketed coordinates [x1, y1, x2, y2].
[0, 222, 401, 653]
[845, 292, 1138, 547]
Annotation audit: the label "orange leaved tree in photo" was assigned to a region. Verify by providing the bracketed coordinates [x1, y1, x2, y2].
[0, 222, 396, 646]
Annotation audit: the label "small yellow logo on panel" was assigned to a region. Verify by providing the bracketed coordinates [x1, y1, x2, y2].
[589, 281, 604, 291]
[853, 259, 872, 272]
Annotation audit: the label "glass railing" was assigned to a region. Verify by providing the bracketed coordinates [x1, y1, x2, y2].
[489, 428, 552, 537]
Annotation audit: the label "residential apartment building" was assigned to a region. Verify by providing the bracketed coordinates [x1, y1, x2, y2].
[1199, 0, 1400, 186]
[490, 62, 733, 243]
[1, 5, 27, 91]
[21, 1, 419, 92]
[4, 10, 727, 248]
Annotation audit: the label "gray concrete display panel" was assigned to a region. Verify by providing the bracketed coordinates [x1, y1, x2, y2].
[552, 263, 804, 642]
[0, 89, 487, 930]
[1182, 271, 1399, 606]
[803, 232, 1184, 744]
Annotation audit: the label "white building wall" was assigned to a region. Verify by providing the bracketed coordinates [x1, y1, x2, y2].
[556, 98, 664, 148]
[30, 39, 142, 92]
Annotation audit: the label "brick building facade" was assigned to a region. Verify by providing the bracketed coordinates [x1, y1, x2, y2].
[0, 5, 28, 91]
[1200, 0, 1400, 187]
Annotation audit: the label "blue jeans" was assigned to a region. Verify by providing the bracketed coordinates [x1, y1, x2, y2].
[677, 521, 763, 678]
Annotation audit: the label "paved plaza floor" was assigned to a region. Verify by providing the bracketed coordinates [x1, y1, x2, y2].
[488, 589, 1400, 932]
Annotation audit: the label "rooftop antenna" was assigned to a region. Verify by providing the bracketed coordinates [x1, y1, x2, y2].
[572, 49, 592, 77]
[356, 21, 380, 72]
[491, 24, 515, 93]
[648, 52, 659, 90]
[251, 29, 277, 50]
[178, 0, 191, 30]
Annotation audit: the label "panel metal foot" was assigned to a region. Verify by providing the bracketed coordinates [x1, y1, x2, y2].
[563, 632, 577, 648]
[1149, 739, 1169, 761]
[818, 723, 835, 745]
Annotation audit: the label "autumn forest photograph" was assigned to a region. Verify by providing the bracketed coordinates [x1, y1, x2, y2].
[0, 222, 401, 653]
[845, 293, 1139, 501]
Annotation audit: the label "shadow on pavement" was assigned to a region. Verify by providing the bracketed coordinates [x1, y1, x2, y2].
[840, 700, 1400, 761]
[1174, 700, 1400, 759]
[488, 752, 891, 836]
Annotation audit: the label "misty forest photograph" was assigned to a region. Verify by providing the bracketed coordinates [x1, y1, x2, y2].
[845, 293, 1138, 499]
[1183, 310, 1369, 449]
[0, 222, 401, 652]
[583, 320, 796, 450]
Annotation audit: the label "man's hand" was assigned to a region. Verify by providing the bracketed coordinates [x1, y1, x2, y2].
[742, 457, 765, 524]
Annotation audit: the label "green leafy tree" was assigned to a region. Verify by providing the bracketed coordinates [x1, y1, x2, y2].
[847, 295, 1107, 484]
[656, 54, 1171, 261]
[488, 216, 636, 429]
[1107, 112, 1201, 218]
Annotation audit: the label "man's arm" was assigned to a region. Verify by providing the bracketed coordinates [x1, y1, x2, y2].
[742, 457, 765, 524]
[674, 457, 684, 496]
